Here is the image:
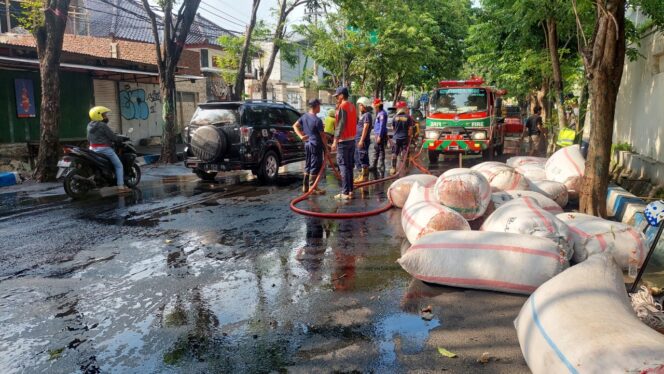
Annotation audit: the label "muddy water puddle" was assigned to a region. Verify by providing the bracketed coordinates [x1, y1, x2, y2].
[0, 164, 471, 372]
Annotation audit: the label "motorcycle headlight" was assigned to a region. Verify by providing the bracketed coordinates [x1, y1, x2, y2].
[425, 130, 439, 139]
[472, 131, 487, 140]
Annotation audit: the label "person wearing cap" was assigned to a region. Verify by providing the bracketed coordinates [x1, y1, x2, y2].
[370, 98, 388, 172]
[390, 101, 413, 175]
[354, 97, 373, 183]
[330, 87, 357, 200]
[293, 98, 327, 195]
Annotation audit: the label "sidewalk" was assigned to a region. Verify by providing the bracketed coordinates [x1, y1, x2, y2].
[134, 144, 186, 165]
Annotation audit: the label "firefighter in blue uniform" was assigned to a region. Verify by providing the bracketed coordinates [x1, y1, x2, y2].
[354, 97, 373, 183]
[293, 98, 327, 195]
[390, 101, 413, 175]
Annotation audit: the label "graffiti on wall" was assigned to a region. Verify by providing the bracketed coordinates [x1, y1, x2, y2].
[119, 84, 162, 120]
[287, 92, 302, 111]
[119, 82, 163, 142]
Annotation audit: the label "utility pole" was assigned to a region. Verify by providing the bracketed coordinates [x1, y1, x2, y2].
[305, 1, 324, 84]
[5, 0, 11, 33]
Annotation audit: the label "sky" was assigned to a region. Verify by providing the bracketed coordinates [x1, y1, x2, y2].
[197, 0, 307, 34]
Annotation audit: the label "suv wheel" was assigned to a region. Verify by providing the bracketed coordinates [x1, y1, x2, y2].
[194, 169, 217, 181]
[257, 150, 279, 184]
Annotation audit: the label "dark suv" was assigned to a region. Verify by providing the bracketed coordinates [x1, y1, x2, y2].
[184, 100, 304, 183]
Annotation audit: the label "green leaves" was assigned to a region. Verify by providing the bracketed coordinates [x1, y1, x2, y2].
[17, 0, 45, 32]
[216, 21, 270, 85]
[301, 0, 471, 95]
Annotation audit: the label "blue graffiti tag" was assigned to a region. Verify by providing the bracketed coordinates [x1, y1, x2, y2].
[119, 87, 150, 120]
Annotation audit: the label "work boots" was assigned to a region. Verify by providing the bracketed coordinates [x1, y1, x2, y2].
[354, 167, 369, 183]
[389, 159, 397, 175]
[302, 173, 310, 193]
[309, 179, 326, 195]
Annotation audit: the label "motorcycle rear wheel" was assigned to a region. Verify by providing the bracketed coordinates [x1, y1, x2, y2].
[124, 163, 141, 188]
[64, 169, 90, 199]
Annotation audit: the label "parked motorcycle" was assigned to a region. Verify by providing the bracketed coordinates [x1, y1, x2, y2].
[57, 132, 141, 199]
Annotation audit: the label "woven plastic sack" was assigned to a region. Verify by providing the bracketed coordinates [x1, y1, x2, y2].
[387, 174, 437, 208]
[545, 144, 585, 197]
[528, 179, 569, 208]
[480, 197, 573, 260]
[556, 212, 647, 267]
[471, 162, 529, 192]
[515, 254, 664, 374]
[515, 163, 547, 182]
[402, 183, 470, 243]
[506, 156, 547, 168]
[398, 230, 568, 294]
[492, 190, 563, 214]
[433, 168, 491, 220]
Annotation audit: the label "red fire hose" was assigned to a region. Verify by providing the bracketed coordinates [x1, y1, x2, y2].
[290, 141, 431, 219]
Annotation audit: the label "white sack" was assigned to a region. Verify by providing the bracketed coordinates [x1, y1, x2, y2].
[515, 254, 664, 374]
[471, 162, 529, 191]
[398, 231, 568, 294]
[528, 179, 569, 208]
[506, 156, 547, 168]
[387, 174, 438, 208]
[545, 144, 585, 197]
[402, 183, 470, 243]
[492, 190, 563, 214]
[556, 212, 648, 267]
[433, 168, 492, 220]
[515, 163, 547, 181]
[481, 197, 574, 260]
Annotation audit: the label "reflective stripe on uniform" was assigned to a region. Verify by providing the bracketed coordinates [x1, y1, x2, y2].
[556, 127, 576, 147]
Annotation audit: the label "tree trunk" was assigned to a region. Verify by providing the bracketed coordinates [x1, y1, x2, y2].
[536, 79, 549, 123]
[260, 0, 288, 100]
[579, 0, 626, 217]
[234, 0, 260, 100]
[160, 70, 177, 163]
[545, 17, 568, 129]
[141, 0, 201, 164]
[578, 78, 589, 132]
[33, 0, 71, 182]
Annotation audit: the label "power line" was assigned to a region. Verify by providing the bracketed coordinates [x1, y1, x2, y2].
[198, 3, 246, 29]
[200, 0, 249, 25]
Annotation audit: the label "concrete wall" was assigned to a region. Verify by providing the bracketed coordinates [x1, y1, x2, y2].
[614, 29, 664, 163]
[119, 79, 205, 143]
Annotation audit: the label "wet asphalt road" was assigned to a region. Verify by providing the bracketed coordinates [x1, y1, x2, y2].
[0, 155, 530, 373]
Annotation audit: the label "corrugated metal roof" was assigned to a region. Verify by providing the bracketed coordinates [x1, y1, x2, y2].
[84, 0, 235, 45]
[0, 55, 204, 80]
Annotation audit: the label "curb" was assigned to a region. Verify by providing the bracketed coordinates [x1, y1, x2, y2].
[606, 185, 646, 224]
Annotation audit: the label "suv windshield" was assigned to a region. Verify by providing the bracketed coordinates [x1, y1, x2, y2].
[190, 106, 241, 126]
[430, 88, 488, 114]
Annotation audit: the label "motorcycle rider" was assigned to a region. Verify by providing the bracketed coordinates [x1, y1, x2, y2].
[86, 106, 130, 192]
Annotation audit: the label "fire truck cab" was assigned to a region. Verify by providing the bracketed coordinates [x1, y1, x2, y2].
[423, 77, 506, 163]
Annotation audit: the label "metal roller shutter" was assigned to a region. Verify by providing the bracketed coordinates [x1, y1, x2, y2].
[92, 79, 120, 132]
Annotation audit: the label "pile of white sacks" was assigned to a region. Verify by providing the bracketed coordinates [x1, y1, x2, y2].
[390, 144, 648, 295]
[390, 145, 664, 373]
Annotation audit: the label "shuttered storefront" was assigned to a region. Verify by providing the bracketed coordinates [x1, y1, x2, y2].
[92, 79, 121, 133]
